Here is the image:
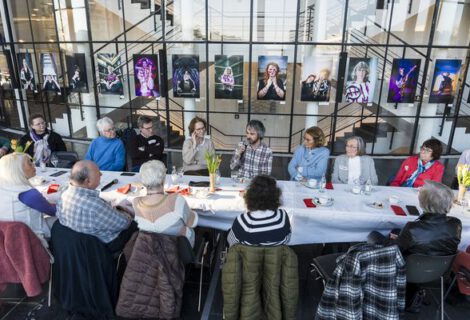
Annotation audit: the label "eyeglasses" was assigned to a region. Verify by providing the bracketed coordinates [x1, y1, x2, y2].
[420, 147, 433, 153]
[141, 125, 153, 130]
[346, 145, 358, 149]
[103, 127, 116, 133]
[32, 122, 46, 127]
[195, 127, 206, 131]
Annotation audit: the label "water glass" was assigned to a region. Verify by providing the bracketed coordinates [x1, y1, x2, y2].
[177, 167, 184, 179]
[215, 169, 221, 184]
[50, 154, 59, 168]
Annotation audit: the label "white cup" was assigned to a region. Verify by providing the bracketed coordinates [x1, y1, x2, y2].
[389, 195, 400, 204]
[319, 196, 329, 205]
[308, 179, 317, 188]
[352, 186, 361, 194]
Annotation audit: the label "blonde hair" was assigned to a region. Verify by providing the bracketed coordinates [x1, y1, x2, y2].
[0, 153, 32, 186]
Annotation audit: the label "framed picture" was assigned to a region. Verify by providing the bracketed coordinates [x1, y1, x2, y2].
[257, 55, 287, 101]
[133, 54, 159, 98]
[17, 52, 36, 92]
[387, 58, 421, 103]
[172, 54, 199, 98]
[214, 55, 243, 100]
[66, 53, 88, 93]
[343, 57, 377, 103]
[40, 52, 61, 94]
[429, 59, 462, 104]
[0, 51, 14, 89]
[96, 53, 124, 96]
[300, 56, 333, 102]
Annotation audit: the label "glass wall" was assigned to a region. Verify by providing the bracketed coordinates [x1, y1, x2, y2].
[0, 0, 469, 156]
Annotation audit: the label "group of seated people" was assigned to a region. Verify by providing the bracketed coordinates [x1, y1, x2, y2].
[0, 112, 467, 316]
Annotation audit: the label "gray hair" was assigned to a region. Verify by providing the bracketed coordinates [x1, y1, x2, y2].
[247, 120, 265, 139]
[418, 180, 454, 214]
[96, 117, 114, 136]
[140, 160, 167, 189]
[0, 153, 32, 186]
[137, 115, 152, 128]
[70, 165, 90, 184]
[345, 136, 366, 156]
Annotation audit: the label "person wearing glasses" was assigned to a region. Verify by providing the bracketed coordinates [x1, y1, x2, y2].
[288, 126, 330, 181]
[331, 136, 378, 185]
[128, 116, 164, 172]
[85, 117, 125, 171]
[19, 114, 66, 166]
[182, 116, 215, 176]
[390, 138, 444, 188]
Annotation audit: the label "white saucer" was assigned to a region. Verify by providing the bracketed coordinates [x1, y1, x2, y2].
[313, 197, 334, 207]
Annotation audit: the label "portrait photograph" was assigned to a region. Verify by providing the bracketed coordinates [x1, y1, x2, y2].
[343, 57, 377, 103]
[214, 55, 243, 100]
[300, 56, 333, 102]
[257, 55, 287, 101]
[429, 59, 462, 104]
[0, 51, 14, 90]
[387, 58, 421, 103]
[40, 53, 62, 94]
[96, 53, 124, 96]
[17, 52, 36, 91]
[172, 54, 200, 98]
[133, 54, 159, 98]
[66, 53, 88, 93]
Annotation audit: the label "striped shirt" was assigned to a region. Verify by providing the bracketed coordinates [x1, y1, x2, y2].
[227, 208, 291, 247]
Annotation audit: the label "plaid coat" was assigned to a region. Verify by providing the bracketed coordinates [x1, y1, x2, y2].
[315, 244, 406, 320]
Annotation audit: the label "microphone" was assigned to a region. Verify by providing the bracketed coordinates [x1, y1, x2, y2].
[101, 179, 118, 191]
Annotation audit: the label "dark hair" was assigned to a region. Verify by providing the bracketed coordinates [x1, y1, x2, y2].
[247, 120, 265, 139]
[188, 116, 207, 135]
[137, 115, 153, 128]
[29, 114, 45, 126]
[304, 126, 325, 148]
[422, 138, 442, 160]
[244, 175, 281, 212]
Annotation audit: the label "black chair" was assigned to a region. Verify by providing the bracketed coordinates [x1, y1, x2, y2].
[310, 252, 342, 287]
[405, 253, 458, 320]
[51, 151, 78, 168]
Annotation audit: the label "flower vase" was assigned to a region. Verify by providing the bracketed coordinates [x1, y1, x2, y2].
[458, 184, 467, 204]
[209, 173, 216, 193]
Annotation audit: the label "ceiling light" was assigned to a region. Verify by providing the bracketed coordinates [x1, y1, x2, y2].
[33, 8, 39, 11]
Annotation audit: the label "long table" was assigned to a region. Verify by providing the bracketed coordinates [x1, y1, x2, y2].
[35, 168, 470, 250]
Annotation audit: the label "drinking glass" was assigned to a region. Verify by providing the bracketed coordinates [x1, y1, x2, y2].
[231, 170, 239, 184]
[50, 154, 59, 168]
[215, 169, 221, 184]
[177, 167, 184, 180]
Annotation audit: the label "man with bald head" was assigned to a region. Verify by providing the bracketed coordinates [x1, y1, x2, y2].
[56, 160, 137, 253]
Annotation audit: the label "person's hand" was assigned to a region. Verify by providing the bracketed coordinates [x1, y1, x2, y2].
[191, 131, 198, 145]
[266, 77, 273, 87]
[389, 233, 398, 240]
[236, 142, 246, 155]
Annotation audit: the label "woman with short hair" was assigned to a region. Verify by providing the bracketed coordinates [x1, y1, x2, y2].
[390, 138, 444, 188]
[0, 153, 56, 239]
[331, 136, 378, 185]
[227, 175, 291, 247]
[132, 160, 198, 246]
[182, 116, 215, 176]
[288, 126, 330, 181]
[85, 117, 126, 171]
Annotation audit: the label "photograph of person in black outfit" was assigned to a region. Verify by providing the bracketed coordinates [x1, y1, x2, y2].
[128, 115, 164, 172]
[257, 59, 286, 101]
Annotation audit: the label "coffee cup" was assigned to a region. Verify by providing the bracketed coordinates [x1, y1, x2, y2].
[319, 196, 329, 205]
[389, 195, 400, 204]
[352, 185, 361, 194]
[308, 179, 317, 188]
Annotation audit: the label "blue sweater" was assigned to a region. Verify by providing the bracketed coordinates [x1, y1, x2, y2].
[288, 146, 330, 181]
[85, 136, 125, 171]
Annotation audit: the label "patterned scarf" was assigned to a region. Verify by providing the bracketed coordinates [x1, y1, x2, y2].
[405, 158, 434, 187]
[30, 129, 51, 165]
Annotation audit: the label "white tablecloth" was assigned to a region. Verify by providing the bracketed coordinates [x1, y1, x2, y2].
[35, 168, 470, 249]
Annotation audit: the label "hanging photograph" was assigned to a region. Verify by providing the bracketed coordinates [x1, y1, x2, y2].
[300, 56, 332, 102]
[133, 54, 159, 98]
[17, 52, 36, 91]
[214, 55, 243, 100]
[96, 53, 124, 96]
[429, 59, 462, 104]
[0, 51, 14, 89]
[40, 53, 62, 94]
[172, 54, 200, 98]
[387, 58, 421, 103]
[257, 55, 287, 101]
[343, 57, 377, 103]
[66, 53, 88, 93]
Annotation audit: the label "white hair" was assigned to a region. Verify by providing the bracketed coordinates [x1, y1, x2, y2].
[139, 160, 167, 189]
[0, 153, 32, 187]
[418, 180, 454, 214]
[96, 117, 114, 136]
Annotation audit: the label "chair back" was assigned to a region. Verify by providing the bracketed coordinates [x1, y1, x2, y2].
[406, 253, 457, 284]
[177, 236, 196, 264]
[52, 151, 78, 168]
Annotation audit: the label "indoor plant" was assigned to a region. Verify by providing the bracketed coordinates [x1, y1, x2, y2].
[205, 151, 222, 193]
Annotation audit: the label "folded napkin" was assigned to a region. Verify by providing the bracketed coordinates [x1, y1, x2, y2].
[326, 182, 334, 190]
[117, 184, 131, 194]
[303, 198, 316, 208]
[47, 184, 60, 194]
[166, 185, 180, 193]
[179, 187, 191, 196]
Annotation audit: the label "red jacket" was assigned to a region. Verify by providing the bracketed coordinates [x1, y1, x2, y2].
[390, 155, 444, 188]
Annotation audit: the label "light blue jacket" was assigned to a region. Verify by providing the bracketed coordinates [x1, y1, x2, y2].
[288, 146, 330, 181]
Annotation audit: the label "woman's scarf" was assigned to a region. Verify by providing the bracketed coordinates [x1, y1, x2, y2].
[404, 158, 434, 187]
[30, 129, 51, 165]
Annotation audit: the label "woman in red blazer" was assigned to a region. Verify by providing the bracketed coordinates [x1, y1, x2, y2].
[391, 139, 444, 188]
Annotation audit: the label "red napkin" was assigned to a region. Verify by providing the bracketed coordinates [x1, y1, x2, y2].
[179, 187, 191, 196]
[391, 205, 407, 216]
[117, 184, 131, 194]
[166, 185, 180, 193]
[47, 184, 60, 194]
[303, 198, 316, 208]
[326, 182, 334, 190]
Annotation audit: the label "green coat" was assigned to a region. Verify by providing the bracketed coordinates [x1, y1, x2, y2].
[222, 245, 299, 320]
